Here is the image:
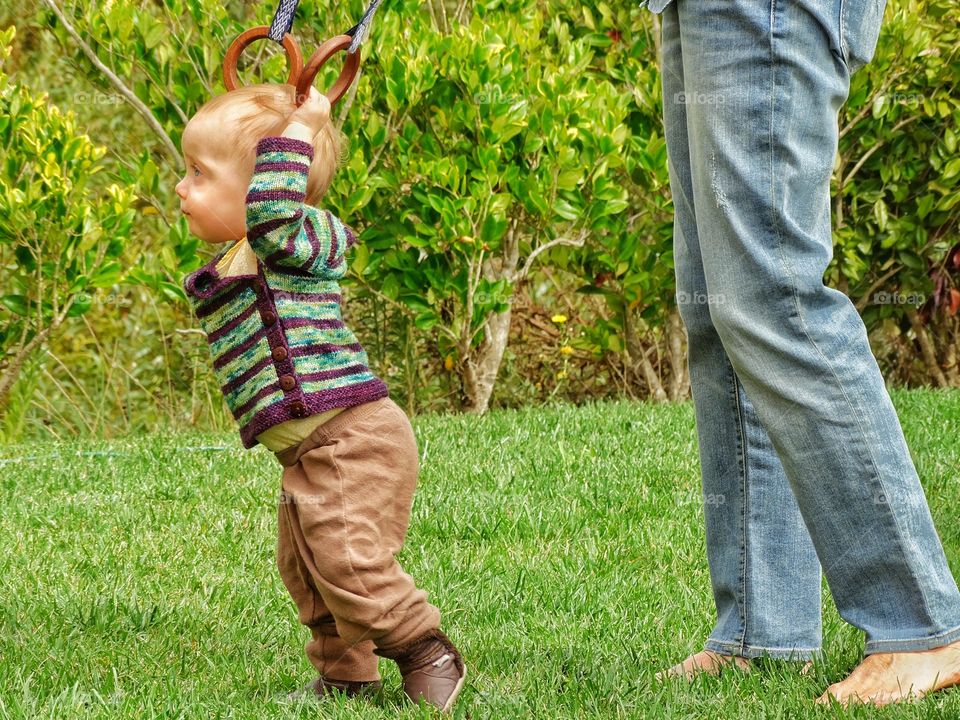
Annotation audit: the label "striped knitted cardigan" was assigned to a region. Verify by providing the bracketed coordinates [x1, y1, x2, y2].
[182, 135, 388, 449]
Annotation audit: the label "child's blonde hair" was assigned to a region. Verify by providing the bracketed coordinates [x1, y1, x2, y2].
[190, 83, 346, 205]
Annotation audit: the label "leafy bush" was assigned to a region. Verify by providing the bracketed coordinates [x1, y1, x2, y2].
[0, 24, 136, 437]
[1, 0, 957, 442]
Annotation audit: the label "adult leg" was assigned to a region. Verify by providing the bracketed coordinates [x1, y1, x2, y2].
[672, 0, 960, 700]
[660, 0, 823, 670]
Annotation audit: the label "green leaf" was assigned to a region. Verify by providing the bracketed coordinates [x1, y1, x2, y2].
[0, 294, 29, 316]
[899, 252, 924, 271]
[90, 260, 122, 288]
[873, 199, 889, 230]
[553, 198, 580, 222]
[942, 158, 960, 181]
[414, 311, 438, 330]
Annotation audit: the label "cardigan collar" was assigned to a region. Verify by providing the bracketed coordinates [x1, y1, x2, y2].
[183, 237, 258, 300]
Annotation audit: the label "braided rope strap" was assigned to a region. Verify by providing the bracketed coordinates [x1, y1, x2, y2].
[345, 0, 382, 54]
[268, 0, 300, 43]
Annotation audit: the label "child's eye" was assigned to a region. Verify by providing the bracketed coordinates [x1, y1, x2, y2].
[192, 165, 201, 177]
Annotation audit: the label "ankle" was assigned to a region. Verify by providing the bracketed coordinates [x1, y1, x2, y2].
[375, 629, 464, 676]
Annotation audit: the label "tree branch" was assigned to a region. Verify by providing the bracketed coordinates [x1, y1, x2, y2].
[840, 115, 919, 190]
[335, 64, 362, 134]
[42, 0, 182, 168]
[517, 228, 589, 281]
[854, 263, 902, 312]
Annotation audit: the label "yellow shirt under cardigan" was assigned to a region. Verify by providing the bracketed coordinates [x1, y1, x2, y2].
[214, 236, 344, 452]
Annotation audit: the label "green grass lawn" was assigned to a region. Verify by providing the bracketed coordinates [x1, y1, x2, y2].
[1, 388, 959, 719]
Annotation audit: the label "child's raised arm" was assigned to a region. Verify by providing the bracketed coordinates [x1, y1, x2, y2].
[245, 87, 353, 277]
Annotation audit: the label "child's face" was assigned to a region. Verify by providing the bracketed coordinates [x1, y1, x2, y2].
[175, 116, 252, 244]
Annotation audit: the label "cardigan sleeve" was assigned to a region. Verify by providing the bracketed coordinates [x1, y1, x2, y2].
[245, 136, 355, 277]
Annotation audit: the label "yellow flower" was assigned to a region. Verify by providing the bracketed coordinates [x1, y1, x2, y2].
[551, 314, 568, 324]
[556, 370, 567, 380]
[559, 345, 573, 355]
[443, 354, 454, 371]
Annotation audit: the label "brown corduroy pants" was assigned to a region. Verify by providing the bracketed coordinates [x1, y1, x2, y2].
[273, 397, 441, 682]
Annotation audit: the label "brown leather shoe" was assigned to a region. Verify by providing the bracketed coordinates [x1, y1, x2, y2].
[286, 675, 382, 701]
[375, 629, 466, 712]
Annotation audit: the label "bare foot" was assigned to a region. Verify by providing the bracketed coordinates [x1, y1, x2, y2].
[816, 638, 960, 707]
[655, 650, 752, 681]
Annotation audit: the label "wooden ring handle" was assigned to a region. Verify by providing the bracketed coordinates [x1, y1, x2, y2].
[295, 35, 360, 107]
[223, 27, 304, 91]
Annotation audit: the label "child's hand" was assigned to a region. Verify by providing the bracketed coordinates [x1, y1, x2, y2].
[286, 86, 331, 136]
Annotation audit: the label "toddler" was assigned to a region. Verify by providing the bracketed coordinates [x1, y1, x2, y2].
[176, 82, 466, 712]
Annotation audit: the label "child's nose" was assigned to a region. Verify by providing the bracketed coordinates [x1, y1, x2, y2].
[175, 179, 186, 198]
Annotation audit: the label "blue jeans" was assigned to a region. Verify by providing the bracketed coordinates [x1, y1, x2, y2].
[648, 0, 960, 658]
